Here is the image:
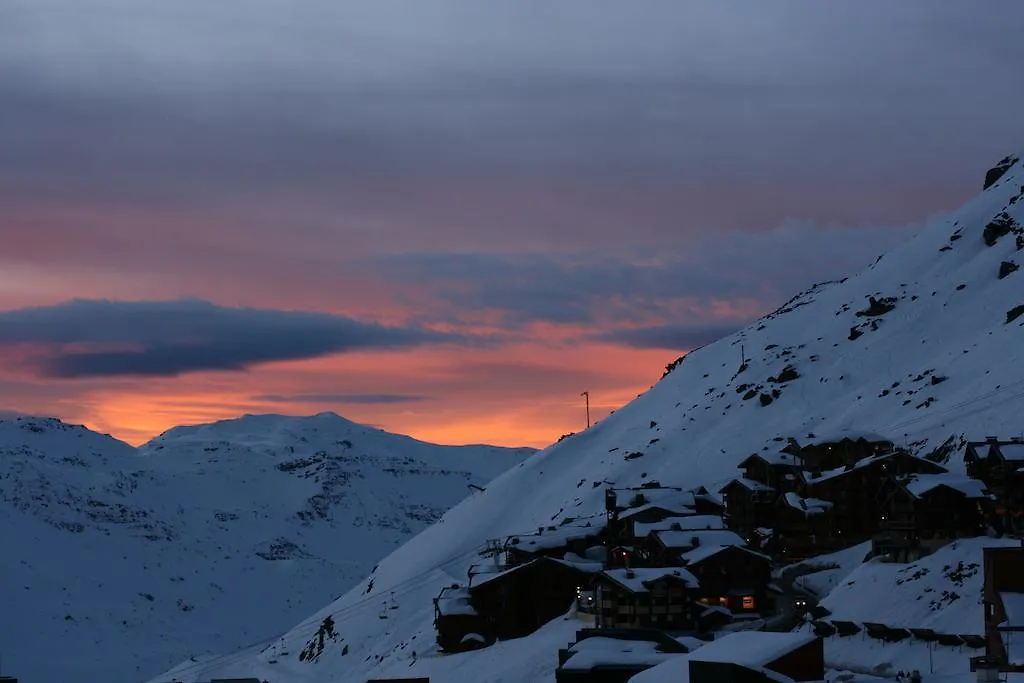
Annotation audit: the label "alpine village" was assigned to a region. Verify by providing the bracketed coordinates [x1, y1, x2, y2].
[414, 432, 1024, 683]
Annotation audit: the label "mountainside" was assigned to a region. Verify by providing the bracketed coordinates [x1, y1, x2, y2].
[154, 151, 1024, 683]
[0, 413, 533, 683]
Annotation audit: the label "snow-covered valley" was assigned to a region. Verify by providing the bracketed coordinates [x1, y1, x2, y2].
[150, 152, 1024, 683]
[0, 412, 533, 683]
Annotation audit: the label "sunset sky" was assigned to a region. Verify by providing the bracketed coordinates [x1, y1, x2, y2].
[2, 1, 1023, 448]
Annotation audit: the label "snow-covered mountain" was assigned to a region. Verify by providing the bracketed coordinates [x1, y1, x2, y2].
[156, 151, 1024, 683]
[0, 412, 533, 683]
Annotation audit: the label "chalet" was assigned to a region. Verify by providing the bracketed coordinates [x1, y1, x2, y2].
[803, 451, 947, 541]
[643, 529, 747, 567]
[872, 474, 989, 562]
[965, 438, 1024, 534]
[798, 430, 894, 474]
[681, 544, 772, 616]
[555, 629, 690, 683]
[433, 585, 488, 653]
[468, 556, 601, 642]
[720, 477, 778, 534]
[632, 515, 726, 539]
[736, 451, 802, 490]
[592, 567, 700, 630]
[981, 545, 1024, 672]
[687, 631, 825, 683]
[772, 492, 835, 559]
[504, 521, 606, 567]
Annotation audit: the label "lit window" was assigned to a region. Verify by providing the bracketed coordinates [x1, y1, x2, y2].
[743, 596, 756, 610]
[718, 597, 728, 606]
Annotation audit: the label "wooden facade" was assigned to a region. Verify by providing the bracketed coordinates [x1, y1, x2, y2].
[804, 452, 947, 542]
[720, 478, 777, 534]
[982, 546, 1024, 670]
[873, 475, 988, 562]
[433, 585, 488, 653]
[798, 434, 894, 474]
[965, 438, 1024, 535]
[771, 493, 836, 559]
[469, 557, 597, 641]
[683, 545, 772, 616]
[736, 452, 801, 490]
[593, 568, 699, 631]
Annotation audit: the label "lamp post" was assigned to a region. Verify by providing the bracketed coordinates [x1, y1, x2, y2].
[581, 391, 590, 429]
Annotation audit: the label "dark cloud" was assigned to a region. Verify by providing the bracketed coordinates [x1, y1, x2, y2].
[594, 323, 746, 351]
[1, 1, 1023, 208]
[254, 393, 431, 405]
[0, 299, 466, 378]
[372, 222, 921, 329]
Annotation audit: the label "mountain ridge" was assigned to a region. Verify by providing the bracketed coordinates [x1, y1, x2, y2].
[152, 150, 1024, 683]
[0, 412, 534, 683]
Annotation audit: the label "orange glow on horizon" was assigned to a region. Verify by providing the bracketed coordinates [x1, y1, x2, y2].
[51, 342, 685, 449]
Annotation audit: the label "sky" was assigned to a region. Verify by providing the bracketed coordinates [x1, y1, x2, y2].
[1, 1, 1023, 448]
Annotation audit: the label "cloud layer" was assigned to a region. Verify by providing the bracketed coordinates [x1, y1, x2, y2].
[0, 299, 461, 378]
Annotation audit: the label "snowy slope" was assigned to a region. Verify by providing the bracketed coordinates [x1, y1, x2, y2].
[0, 413, 532, 683]
[156, 152, 1024, 683]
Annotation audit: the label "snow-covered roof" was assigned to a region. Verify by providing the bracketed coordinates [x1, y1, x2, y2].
[600, 567, 699, 593]
[999, 592, 1024, 629]
[681, 544, 771, 566]
[722, 477, 775, 493]
[435, 587, 477, 617]
[782, 492, 832, 515]
[508, 523, 604, 551]
[803, 430, 892, 447]
[561, 637, 681, 671]
[803, 450, 941, 485]
[471, 555, 601, 589]
[651, 529, 746, 550]
[687, 630, 818, 667]
[999, 443, 1024, 462]
[741, 451, 800, 467]
[620, 500, 697, 520]
[634, 515, 725, 537]
[905, 473, 989, 499]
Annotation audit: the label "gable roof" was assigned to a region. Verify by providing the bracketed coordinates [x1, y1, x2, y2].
[781, 492, 832, 516]
[904, 473, 989, 500]
[634, 515, 726, 538]
[681, 543, 771, 566]
[720, 477, 775, 494]
[599, 567, 699, 594]
[738, 451, 800, 469]
[650, 529, 746, 550]
[802, 429, 892, 447]
[687, 630, 818, 667]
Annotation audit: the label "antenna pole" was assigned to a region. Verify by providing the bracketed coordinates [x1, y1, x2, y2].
[581, 391, 590, 428]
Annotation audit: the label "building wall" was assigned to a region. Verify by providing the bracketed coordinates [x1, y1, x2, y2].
[595, 581, 694, 631]
[766, 639, 826, 682]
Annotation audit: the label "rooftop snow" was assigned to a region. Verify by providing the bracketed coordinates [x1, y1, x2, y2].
[1000, 592, 1024, 629]
[999, 444, 1024, 462]
[634, 515, 726, 537]
[722, 477, 775, 493]
[905, 473, 989, 499]
[651, 529, 746, 549]
[687, 630, 818, 667]
[600, 567, 699, 593]
[436, 587, 477, 616]
[802, 430, 892, 446]
[783, 492, 833, 515]
[562, 637, 678, 671]
[681, 544, 770, 566]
